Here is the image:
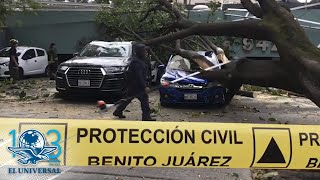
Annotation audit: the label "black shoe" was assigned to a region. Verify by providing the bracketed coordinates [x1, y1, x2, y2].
[113, 112, 126, 119]
[142, 117, 156, 121]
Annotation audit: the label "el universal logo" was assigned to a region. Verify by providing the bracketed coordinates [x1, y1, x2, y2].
[7, 129, 62, 175]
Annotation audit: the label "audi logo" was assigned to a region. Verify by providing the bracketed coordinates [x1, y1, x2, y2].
[78, 69, 91, 75]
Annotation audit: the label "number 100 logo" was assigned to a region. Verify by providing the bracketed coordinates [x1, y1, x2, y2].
[8, 123, 68, 166]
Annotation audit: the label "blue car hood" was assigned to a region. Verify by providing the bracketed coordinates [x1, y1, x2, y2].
[163, 69, 207, 84]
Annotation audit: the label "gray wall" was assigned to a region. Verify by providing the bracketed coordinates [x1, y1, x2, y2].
[6, 11, 100, 54]
[0, 29, 8, 49]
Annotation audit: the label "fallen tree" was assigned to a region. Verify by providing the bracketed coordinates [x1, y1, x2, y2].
[142, 0, 320, 107]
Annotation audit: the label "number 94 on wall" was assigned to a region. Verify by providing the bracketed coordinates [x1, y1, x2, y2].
[242, 38, 278, 52]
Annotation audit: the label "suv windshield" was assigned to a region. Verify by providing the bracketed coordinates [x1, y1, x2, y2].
[167, 55, 203, 72]
[79, 44, 129, 58]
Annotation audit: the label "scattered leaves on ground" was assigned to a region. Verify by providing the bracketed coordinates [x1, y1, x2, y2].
[262, 171, 279, 179]
[259, 117, 265, 121]
[191, 112, 200, 118]
[231, 172, 239, 179]
[268, 117, 277, 122]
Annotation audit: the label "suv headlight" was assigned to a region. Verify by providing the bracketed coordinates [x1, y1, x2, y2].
[104, 66, 126, 73]
[160, 78, 180, 88]
[160, 78, 171, 87]
[58, 65, 69, 71]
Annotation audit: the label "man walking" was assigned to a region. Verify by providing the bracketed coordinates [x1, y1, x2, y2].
[9, 39, 19, 84]
[113, 43, 155, 121]
[47, 43, 59, 80]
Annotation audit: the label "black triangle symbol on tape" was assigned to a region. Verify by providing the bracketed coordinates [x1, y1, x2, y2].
[257, 137, 286, 163]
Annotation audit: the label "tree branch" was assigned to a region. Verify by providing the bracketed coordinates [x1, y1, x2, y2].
[200, 59, 303, 94]
[160, 42, 213, 69]
[157, 0, 196, 29]
[139, 4, 163, 24]
[157, 0, 183, 20]
[183, 40, 196, 51]
[185, 38, 210, 51]
[240, 0, 263, 18]
[256, 0, 279, 14]
[144, 20, 268, 46]
[199, 36, 217, 50]
[124, 26, 164, 65]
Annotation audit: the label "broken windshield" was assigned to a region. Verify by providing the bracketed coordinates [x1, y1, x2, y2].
[79, 44, 129, 58]
[167, 55, 203, 72]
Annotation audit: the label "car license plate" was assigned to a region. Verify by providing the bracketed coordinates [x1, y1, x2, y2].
[78, 80, 90, 87]
[184, 94, 197, 100]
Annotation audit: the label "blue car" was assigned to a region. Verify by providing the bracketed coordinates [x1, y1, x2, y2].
[159, 51, 226, 106]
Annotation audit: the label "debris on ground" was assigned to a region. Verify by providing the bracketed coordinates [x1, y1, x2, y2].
[268, 117, 277, 122]
[259, 117, 266, 121]
[243, 85, 287, 96]
[0, 78, 56, 101]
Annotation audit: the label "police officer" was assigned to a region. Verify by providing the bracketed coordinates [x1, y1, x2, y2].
[113, 43, 155, 121]
[9, 39, 19, 84]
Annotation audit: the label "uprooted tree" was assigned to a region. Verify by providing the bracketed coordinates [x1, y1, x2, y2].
[96, 0, 320, 108]
[139, 0, 320, 108]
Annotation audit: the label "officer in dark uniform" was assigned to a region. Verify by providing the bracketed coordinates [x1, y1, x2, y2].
[113, 43, 155, 121]
[47, 43, 59, 80]
[9, 39, 19, 84]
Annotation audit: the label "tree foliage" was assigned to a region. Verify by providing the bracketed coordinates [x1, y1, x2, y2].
[95, 0, 178, 62]
[0, 0, 39, 28]
[95, 0, 224, 63]
[95, 0, 172, 40]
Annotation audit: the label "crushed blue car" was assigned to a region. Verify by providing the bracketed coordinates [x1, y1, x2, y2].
[159, 51, 226, 106]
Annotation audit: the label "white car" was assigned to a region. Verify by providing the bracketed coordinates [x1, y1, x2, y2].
[0, 46, 49, 78]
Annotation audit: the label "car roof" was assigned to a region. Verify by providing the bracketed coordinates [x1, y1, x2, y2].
[1, 46, 45, 51]
[90, 41, 133, 47]
[18, 46, 46, 50]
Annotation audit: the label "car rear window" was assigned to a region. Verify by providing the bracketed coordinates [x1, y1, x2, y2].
[36, 49, 45, 57]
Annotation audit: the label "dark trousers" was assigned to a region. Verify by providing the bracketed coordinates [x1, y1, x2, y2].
[9, 66, 19, 83]
[48, 63, 58, 79]
[114, 93, 151, 119]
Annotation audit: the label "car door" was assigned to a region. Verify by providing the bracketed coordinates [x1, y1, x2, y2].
[21, 49, 38, 75]
[36, 49, 48, 74]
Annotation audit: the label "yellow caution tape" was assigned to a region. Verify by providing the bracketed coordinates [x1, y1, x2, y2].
[0, 118, 319, 169]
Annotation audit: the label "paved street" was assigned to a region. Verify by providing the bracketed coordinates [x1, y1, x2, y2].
[1, 78, 320, 179]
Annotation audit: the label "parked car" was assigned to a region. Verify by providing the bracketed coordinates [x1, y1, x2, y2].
[159, 51, 226, 106]
[0, 46, 49, 78]
[55, 41, 163, 97]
